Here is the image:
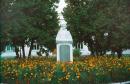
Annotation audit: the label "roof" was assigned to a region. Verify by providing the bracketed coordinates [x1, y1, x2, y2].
[56, 28, 73, 43]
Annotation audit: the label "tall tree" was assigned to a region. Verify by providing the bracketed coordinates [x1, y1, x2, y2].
[105, 0, 130, 57]
[0, 0, 29, 58]
[17, 0, 60, 57]
[64, 0, 130, 57]
[0, 0, 59, 58]
[64, 0, 109, 55]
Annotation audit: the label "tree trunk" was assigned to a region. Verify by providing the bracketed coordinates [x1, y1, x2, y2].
[102, 51, 106, 56]
[14, 45, 19, 59]
[117, 49, 122, 58]
[22, 45, 25, 58]
[96, 51, 99, 56]
[19, 47, 22, 58]
[28, 39, 34, 58]
[88, 42, 95, 56]
[88, 38, 95, 56]
[111, 51, 115, 56]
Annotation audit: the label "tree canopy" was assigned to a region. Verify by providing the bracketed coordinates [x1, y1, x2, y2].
[64, 0, 130, 57]
[0, 0, 59, 58]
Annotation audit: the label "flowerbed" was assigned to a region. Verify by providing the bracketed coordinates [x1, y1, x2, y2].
[1, 56, 130, 84]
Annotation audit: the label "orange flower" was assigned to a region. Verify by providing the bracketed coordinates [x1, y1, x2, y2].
[21, 64, 25, 68]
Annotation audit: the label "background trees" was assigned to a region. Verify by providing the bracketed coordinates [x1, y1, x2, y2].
[0, 0, 59, 58]
[1, 0, 130, 58]
[64, 0, 130, 57]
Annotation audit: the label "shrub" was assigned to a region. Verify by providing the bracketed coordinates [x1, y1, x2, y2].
[73, 49, 81, 57]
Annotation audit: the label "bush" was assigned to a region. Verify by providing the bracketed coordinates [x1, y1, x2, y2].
[73, 49, 81, 57]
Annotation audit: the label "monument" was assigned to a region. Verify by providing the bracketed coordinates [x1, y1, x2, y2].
[56, 25, 73, 62]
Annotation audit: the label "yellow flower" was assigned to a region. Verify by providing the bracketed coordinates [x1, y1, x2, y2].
[77, 75, 80, 79]
[21, 64, 25, 68]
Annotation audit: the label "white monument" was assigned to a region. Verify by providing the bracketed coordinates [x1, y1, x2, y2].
[56, 25, 73, 62]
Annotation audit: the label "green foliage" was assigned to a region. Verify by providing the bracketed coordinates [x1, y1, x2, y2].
[64, 0, 130, 57]
[73, 49, 81, 57]
[1, 56, 130, 83]
[0, 0, 60, 56]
